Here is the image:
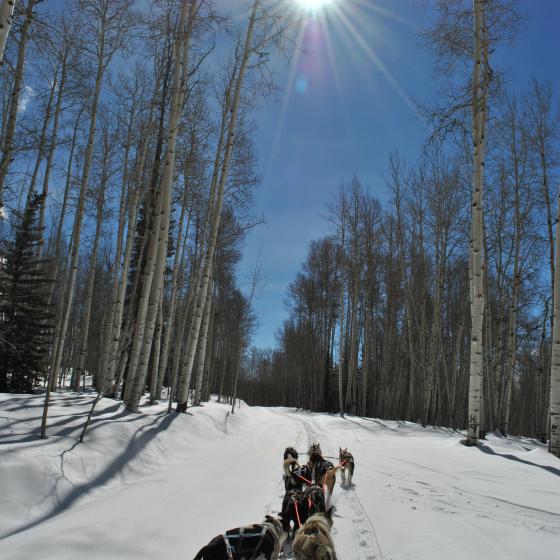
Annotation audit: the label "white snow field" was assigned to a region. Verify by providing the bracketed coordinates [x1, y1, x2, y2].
[1, 392, 559, 560]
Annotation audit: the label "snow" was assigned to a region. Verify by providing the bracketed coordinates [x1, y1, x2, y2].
[1, 391, 559, 559]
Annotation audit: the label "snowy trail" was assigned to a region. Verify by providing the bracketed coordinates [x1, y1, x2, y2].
[1, 393, 560, 559]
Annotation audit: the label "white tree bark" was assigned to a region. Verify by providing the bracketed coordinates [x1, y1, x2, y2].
[157, 186, 192, 399]
[149, 295, 164, 404]
[0, 0, 35, 210]
[124, 0, 198, 411]
[73, 136, 109, 391]
[41, 0, 132, 437]
[38, 47, 69, 240]
[500, 107, 523, 437]
[0, 0, 16, 63]
[193, 275, 213, 406]
[175, 0, 260, 412]
[549, 185, 560, 458]
[465, 0, 487, 446]
[103, 124, 152, 392]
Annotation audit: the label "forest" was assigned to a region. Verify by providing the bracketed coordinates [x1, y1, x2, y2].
[0, 0, 559, 463]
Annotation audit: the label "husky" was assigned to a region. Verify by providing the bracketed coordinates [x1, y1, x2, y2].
[292, 508, 337, 560]
[307, 443, 339, 498]
[283, 447, 312, 493]
[281, 484, 326, 536]
[338, 447, 355, 487]
[283, 447, 302, 492]
[193, 515, 287, 560]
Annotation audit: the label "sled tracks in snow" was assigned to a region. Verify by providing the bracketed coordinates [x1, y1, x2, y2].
[341, 484, 385, 560]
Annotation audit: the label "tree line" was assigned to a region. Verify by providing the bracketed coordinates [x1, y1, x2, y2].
[0, 0, 290, 437]
[1, 0, 559, 459]
[237, 0, 560, 457]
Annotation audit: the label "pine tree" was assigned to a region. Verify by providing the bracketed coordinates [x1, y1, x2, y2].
[0, 193, 54, 393]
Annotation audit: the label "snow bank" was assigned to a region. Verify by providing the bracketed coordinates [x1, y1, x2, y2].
[1, 392, 559, 559]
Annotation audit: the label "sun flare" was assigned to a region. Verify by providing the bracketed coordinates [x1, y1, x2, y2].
[296, 0, 332, 12]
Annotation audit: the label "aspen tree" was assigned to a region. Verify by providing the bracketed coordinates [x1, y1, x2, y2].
[465, 0, 488, 446]
[0, 0, 15, 63]
[41, 0, 134, 439]
[124, 0, 199, 411]
[176, 0, 286, 412]
[37, 22, 74, 240]
[193, 273, 213, 406]
[0, 0, 35, 211]
[550, 219, 560, 455]
[73, 120, 113, 391]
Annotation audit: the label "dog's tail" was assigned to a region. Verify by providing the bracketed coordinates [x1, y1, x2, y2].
[283, 457, 299, 477]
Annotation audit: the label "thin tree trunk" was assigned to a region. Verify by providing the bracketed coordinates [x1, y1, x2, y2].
[124, 0, 198, 411]
[0, 0, 16, 63]
[41, 19, 108, 439]
[549, 186, 560, 458]
[38, 49, 68, 242]
[157, 186, 192, 398]
[25, 62, 58, 207]
[149, 295, 164, 404]
[176, 1, 260, 412]
[73, 145, 109, 391]
[193, 274, 213, 405]
[0, 0, 35, 210]
[465, 0, 487, 446]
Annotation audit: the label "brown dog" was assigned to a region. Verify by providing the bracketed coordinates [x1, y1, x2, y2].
[338, 447, 355, 487]
[292, 508, 337, 560]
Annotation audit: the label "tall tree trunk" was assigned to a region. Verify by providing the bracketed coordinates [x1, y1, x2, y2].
[149, 295, 164, 404]
[25, 62, 58, 207]
[465, 0, 488, 446]
[0, 0, 35, 210]
[549, 188, 560, 458]
[500, 137, 522, 437]
[38, 48, 69, 242]
[175, 0, 260, 412]
[193, 274, 213, 405]
[0, 0, 16, 63]
[157, 185, 192, 399]
[73, 144, 109, 391]
[124, 0, 198, 411]
[41, 18, 108, 439]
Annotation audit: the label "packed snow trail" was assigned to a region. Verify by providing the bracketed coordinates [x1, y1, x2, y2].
[1, 393, 560, 560]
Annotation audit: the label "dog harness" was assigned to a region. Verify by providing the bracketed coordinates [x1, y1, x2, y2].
[221, 524, 268, 560]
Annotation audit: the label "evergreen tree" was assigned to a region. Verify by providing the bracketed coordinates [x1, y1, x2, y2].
[0, 194, 54, 393]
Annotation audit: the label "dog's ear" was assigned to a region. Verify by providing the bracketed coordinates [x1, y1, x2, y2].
[325, 506, 335, 520]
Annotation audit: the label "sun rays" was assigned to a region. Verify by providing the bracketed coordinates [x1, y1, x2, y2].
[261, 0, 419, 167]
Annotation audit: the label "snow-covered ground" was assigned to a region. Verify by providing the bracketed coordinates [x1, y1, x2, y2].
[1, 391, 559, 559]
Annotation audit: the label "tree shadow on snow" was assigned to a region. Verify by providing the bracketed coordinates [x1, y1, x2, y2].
[478, 444, 560, 477]
[0, 412, 178, 541]
[0, 403, 126, 446]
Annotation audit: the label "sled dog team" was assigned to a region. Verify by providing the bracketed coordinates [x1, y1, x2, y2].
[193, 443, 355, 560]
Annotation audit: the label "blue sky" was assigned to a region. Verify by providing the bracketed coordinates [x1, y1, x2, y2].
[237, 0, 560, 349]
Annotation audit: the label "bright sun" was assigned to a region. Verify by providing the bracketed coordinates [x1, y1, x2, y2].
[296, 0, 332, 11]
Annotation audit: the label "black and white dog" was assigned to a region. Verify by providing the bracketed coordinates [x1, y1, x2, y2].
[281, 484, 326, 537]
[283, 447, 312, 492]
[193, 515, 287, 560]
[338, 447, 355, 487]
[307, 443, 339, 496]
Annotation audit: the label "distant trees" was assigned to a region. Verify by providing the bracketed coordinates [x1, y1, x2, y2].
[239, 75, 558, 440]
